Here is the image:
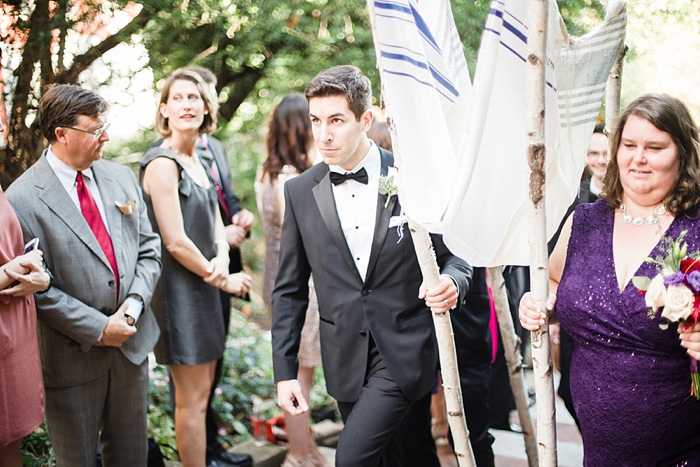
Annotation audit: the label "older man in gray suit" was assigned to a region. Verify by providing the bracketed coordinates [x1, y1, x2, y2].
[6, 84, 161, 466]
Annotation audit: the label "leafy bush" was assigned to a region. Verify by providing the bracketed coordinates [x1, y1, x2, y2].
[20, 423, 55, 466]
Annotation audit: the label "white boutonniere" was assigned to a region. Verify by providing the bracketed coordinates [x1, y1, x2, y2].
[378, 166, 398, 208]
[115, 200, 137, 215]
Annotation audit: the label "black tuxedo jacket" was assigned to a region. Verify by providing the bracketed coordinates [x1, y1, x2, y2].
[271, 148, 472, 402]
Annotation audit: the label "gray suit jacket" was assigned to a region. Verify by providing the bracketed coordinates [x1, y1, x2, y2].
[6, 152, 162, 387]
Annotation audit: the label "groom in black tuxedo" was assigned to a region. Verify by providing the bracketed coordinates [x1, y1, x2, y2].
[272, 65, 472, 466]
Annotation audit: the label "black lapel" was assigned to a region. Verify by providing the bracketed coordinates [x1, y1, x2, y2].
[311, 167, 362, 279]
[365, 149, 397, 282]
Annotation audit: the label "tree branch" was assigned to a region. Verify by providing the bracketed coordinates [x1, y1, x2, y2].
[53, 6, 153, 85]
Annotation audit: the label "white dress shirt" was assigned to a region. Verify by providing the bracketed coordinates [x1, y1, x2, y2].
[45, 147, 111, 234]
[329, 142, 381, 282]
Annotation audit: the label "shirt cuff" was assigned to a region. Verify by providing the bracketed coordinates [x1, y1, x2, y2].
[124, 295, 144, 324]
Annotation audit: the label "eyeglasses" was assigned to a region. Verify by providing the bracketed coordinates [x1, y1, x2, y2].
[64, 122, 110, 139]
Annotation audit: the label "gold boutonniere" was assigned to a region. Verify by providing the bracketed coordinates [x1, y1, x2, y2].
[378, 166, 398, 208]
[115, 200, 137, 215]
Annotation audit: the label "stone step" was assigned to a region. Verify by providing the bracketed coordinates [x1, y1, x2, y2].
[164, 420, 344, 466]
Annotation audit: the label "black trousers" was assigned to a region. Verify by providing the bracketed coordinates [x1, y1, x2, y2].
[335, 339, 438, 467]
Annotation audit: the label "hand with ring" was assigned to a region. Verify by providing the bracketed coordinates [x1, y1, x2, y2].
[418, 274, 458, 314]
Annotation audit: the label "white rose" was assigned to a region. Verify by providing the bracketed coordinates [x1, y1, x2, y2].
[645, 274, 666, 312]
[661, 284, 695, 322]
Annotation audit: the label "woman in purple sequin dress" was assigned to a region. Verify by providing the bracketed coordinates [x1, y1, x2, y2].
[521, 94, 700, 465]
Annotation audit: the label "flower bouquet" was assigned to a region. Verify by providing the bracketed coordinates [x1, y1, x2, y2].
[633, 230, 700, 399]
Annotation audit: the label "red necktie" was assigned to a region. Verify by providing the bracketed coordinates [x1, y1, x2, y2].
[76, 172, 119, 293]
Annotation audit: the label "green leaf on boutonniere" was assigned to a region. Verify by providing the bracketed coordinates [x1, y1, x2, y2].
[378, 174, 398, 208]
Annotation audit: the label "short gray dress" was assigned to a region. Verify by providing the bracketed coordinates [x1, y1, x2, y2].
[140, 147, 225, 365]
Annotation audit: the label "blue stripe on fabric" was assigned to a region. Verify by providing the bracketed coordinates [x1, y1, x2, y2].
[375, 11, 415, 27]
[374, 0, 411, 15]
[500, 41, 526, 63]
[409, 2, 440, 51]
[504, 19, 526, 43]
[382, 69, 457, 103]
[380, 51, 460, 98]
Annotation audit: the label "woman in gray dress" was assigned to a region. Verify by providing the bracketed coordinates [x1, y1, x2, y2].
[140, 69, 251, 466]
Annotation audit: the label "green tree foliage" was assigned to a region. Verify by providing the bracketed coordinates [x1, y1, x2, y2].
[0, 0, 603, 189]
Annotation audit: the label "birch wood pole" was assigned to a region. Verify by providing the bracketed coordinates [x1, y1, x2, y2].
[605, 44, 628, 137]
[408, 219, 476, 467]
[525, 0, 558, 465]
[485, 267, 538, 467]
[364, 2, 474, 462]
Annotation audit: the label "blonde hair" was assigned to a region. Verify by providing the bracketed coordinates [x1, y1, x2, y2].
[155, 69, 217, 136]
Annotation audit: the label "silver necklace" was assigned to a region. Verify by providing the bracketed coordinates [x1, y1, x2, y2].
[619, 203, 667, 226]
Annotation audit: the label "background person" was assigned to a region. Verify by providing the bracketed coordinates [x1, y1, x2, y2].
[6, 84, 162, 466]
[255, 93, 326, 467]
[140, 69, 251, 466]
[189, 66, 254, 467]
[520, 94, 700, 465]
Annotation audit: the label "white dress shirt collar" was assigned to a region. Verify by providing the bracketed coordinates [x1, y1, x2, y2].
[328, 141, 381, 181]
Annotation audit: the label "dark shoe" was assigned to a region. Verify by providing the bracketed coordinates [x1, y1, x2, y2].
[207, 443, 253, 467]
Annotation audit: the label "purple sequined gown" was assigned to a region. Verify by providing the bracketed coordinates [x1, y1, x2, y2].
[557, 200, 700, 466]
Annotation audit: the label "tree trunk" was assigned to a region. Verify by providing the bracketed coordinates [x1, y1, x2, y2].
[408, 219, 476, 467]
[2, 0, 50, 189]
[525, 0, 557, 465]
[486, 267, 538, 467]
[604, 44, 627, 137]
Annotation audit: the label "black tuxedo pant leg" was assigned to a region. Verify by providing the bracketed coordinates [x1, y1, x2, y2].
[335, 341, 439, 467]
[384, 389, 439, 467]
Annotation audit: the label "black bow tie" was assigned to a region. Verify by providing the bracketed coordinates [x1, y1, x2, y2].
[329, 167, 369, 185]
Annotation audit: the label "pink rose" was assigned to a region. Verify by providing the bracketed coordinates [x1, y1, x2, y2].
[661, 284, 694, 322]
[645, 274, 666, 312]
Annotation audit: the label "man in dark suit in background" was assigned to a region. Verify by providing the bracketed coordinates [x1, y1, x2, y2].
[189, 67, 255, 467]
[272, 65, 472, 466]
[450, 267, 496, 466]
[6, 84, 161, 465]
